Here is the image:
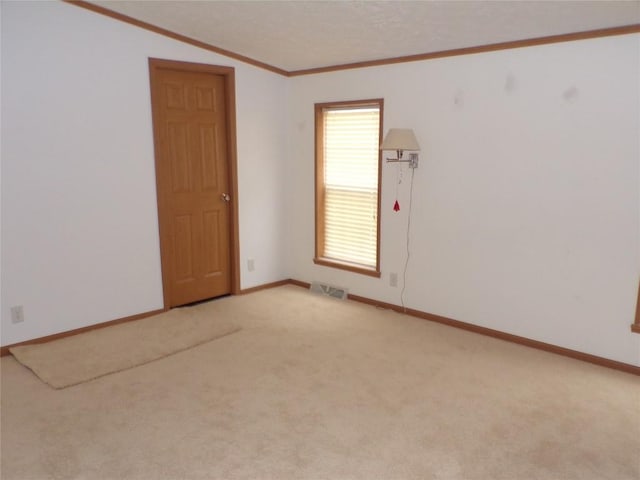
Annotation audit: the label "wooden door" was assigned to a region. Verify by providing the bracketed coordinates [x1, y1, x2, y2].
[150, 60, 236, 307]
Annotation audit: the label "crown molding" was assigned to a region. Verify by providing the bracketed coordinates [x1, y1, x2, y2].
[66, 2, 640, 77]
[65, 0, 289, 76]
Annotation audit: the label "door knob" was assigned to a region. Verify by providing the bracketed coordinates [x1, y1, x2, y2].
[221, 193, 231, 202]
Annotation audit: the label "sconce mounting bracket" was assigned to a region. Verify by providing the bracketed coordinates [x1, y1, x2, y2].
[386, 153, 419, 169]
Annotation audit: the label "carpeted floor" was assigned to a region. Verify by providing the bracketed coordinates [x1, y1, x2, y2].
[1, 285, 639, 479]
[9, 304, 240, 389]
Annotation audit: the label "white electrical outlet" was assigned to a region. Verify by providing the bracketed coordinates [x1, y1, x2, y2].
[11, 305, 24, 324]
[390, 273, 398, 287]
[247, 258, 255, 272]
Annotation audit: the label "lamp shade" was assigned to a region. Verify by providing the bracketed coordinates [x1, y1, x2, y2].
[380, 129, 420, 151]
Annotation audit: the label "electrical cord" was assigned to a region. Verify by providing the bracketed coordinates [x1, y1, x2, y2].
[400, 166, 415, 312]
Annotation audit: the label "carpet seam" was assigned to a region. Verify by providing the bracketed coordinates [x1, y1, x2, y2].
[10, 326, 242, 389]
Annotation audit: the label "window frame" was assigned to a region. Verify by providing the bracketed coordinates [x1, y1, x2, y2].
[314, 98, 384, 278]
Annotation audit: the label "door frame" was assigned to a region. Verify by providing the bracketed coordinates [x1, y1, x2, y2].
[148, 58, 241, 308]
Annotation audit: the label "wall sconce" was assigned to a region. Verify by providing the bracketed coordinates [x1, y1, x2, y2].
[380, 128, 420, 168]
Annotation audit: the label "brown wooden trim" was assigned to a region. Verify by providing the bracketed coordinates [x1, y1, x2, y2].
[63, 2, 640, 78]
[239, 279, 292, 295]
[375, 101, 384, 274]
[404, 307, 640, 376]
[314, 103, 325, 260]
[1, 308, 167, 357]
[10, 278, 634, 374]
[148, 58, 241, 305]
[64, 0, 288, 76]
[62, 3, 638, 77]
[148, 60, 170, 309]
[1, 277, 283, 356]
[287, 279, 310, 289]
[313, 257, 382, 278]
[632, 279, 640, 333]
[346, 292, 405, 312]
[314, 99, 386, 110]
[314, 99, 383, 277]
[287, 279, 640, 375]
[289, 24, 640, 76]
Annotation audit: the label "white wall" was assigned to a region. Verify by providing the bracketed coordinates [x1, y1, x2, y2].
[287, 34, 640, 366]
[1, 1, 288, 345]
[2, 1, 638, 368]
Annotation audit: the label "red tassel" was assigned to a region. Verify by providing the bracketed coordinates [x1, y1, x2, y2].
[393, 200, 400, 212]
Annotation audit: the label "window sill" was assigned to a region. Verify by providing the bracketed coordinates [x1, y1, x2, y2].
[313, 257, 381, 278]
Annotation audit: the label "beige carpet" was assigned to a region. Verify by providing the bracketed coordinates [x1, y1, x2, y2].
[1, 285, 639, 479]
[9, 304, 240, 388]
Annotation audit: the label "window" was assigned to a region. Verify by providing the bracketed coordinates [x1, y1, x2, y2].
[314, 99, 383, 277]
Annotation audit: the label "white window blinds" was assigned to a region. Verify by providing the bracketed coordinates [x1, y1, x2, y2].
[322, 106, 380, 268]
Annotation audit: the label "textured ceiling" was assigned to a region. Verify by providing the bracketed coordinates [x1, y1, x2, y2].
[88, 1, 640, 72]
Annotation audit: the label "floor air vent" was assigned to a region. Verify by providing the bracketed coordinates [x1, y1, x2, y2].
[310, 282, 348, 300]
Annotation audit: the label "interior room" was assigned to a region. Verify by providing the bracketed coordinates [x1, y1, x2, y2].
[1, 1, 639, 479]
